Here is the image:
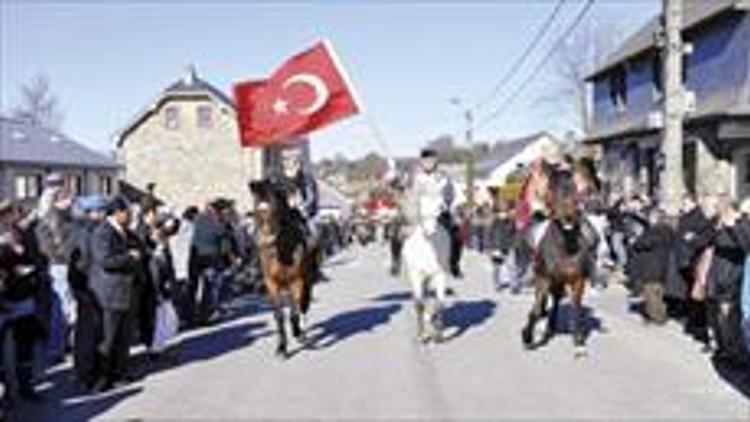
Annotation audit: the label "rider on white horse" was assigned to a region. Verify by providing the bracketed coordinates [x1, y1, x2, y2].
[401, 148, 455, 343]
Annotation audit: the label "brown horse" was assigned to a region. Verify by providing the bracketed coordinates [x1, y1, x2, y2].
[521, 166, 599, 357]
[250, 180, 311, 358]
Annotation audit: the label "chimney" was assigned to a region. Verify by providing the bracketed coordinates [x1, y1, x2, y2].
[184, 64, 197, 85]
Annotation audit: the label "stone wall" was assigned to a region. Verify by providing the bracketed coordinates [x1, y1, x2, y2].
[119, 96, 262, 211]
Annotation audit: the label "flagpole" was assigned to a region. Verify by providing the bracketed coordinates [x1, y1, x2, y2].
[322, 39, 395, 171]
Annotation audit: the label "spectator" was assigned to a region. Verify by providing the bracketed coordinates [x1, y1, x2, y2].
[631, 209, 675, 325]
[706, 199, 750, 368]
[679, 195, 719, 348]
[68, 196, 108, 391]
[1, 200, 45, 405]
[90, 196, 142, 392]
[34, 173, 77, 364]
[170, 206, 197, 325]
[148, 213, 180, 359]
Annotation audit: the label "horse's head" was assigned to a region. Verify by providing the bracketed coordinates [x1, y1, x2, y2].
[249, 179, 284, 239]
[549, 168, 578, 226]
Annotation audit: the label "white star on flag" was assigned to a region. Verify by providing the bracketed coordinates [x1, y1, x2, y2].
[273, 99, 289, 115]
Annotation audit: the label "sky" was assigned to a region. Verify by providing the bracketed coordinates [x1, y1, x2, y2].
[0, 0, 659, 160]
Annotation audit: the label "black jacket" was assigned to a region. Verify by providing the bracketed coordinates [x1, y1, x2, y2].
[149, 246, 176, 301]
[631, 223, 676, 285]
[707, 220, 750, 301]
[676, 207, 716, 270]
[90, 221, 139, 310]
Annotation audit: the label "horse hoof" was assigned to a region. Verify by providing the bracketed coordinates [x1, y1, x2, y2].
[296, 333, 309, 346]
[574, 346, 588, 359]
[275, 346, 288, 359]
[521, 329, 534, 348]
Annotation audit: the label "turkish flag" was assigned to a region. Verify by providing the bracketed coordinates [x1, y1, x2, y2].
[234, 40, 362, 147]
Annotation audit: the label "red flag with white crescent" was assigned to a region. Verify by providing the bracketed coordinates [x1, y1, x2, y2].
[233, 40, 362, 147]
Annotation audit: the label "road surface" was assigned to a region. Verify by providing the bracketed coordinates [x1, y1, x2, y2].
[19, 245, 750, 420]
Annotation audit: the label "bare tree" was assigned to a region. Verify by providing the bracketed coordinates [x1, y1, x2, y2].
[541, 20, 624, 136]
[12, 74, 63, 129]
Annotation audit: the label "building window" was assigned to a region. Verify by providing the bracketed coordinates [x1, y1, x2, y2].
[197, 105, 213, 129]
[609, 66, 627, 111]
[652, 55, 663, 98]
[165, 106, 180, 130]
[66, 174, 84, 195]
[100, 175, 113, 195]
[14, 173, 41, 200]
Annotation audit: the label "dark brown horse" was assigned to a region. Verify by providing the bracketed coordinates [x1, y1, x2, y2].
[521, 166, 599, 357]
[250, 180, 312, 358]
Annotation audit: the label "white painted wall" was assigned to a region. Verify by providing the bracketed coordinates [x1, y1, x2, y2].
[483, 135, 560, 186]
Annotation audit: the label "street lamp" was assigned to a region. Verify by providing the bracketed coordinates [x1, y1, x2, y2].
[449, 98, 475, 210]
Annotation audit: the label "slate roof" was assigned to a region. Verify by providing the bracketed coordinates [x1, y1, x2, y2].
[164, 76, 235, 108]
[475, 132, 557, 177]
[0, 116, 119, 169]
[587, 0, 750, 80]
[116, 68, 235, 147]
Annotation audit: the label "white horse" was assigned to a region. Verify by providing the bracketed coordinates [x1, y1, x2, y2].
[401, 175, 453, 344]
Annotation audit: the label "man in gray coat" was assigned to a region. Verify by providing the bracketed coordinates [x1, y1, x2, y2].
[90, 196, 141, 392]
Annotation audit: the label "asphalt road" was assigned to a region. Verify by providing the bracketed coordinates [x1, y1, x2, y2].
[18, 244, 750, 421]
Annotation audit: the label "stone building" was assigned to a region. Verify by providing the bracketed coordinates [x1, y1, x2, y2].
[115, 67, 263, 210]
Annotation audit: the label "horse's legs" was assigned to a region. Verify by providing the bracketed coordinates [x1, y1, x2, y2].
[267, 282, 288, 358]
[545, 287, 562, 341]
[570, 277, 587, 356]
[410, 269, 428, 343]
[289, 276, 307, 342]
[522, 276, 549, 348]
[431, 271, 448, 343]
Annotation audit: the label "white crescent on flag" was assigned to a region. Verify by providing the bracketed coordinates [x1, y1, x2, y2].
[283, 73, 330, 115]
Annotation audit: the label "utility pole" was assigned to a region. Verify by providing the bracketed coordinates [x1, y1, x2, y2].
[465, 109, 475, 210]
[450, 97, 476, 210]
[661, 0, 686, 215]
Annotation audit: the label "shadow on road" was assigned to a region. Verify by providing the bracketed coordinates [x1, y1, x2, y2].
[711, 356, 750, 400]
[523, 304, 604, 350]
[307, 303, 402, 349]
[140, 320, 272, 377]
[12, 382, 143, 422]
[14, 294, 274, 422]
[443, 299, 498, 341]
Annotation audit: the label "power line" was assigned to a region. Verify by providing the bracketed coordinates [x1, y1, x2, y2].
[416, 0, 569, 142]
[475, 0, 596, 132]
[471, 0, 568, 112]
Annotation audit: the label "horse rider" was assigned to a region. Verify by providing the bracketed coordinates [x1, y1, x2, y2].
[402, 148, 455, 342]
[272, 147, 322, 314]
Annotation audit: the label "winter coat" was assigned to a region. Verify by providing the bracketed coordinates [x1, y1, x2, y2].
[191, 212, 225, 260]
[490, 215, 515, 255]
[707, 220, 750, 301]
[676, 207, 716, 270]
[149, 246, 176, 301]
[630, 223, 675, 286]
[35, 206, 77, 265]
[89, 220, 139, 311]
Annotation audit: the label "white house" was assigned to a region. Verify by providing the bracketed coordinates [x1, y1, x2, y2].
[476, 132, 562, 187]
